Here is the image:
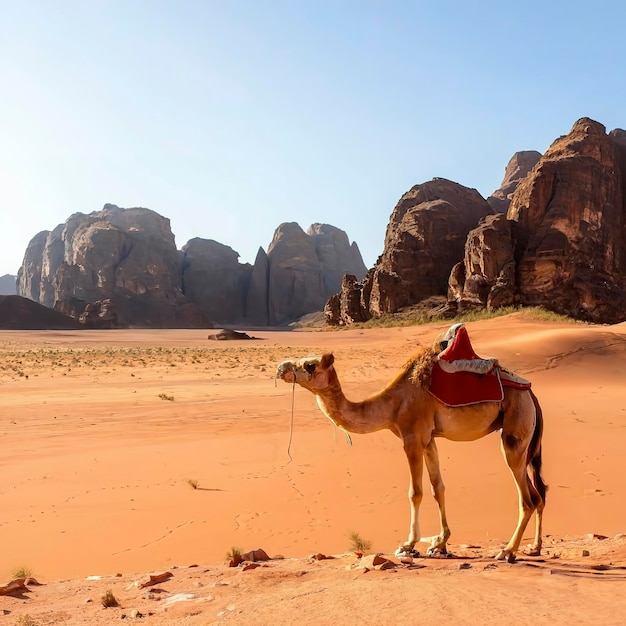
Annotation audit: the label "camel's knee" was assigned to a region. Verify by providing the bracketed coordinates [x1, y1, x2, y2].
[408, 486, 423, 506]
[429, 479, 445, 499]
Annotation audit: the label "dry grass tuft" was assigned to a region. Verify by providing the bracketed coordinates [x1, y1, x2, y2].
[12, 566, 33, 579]
[101, 589, 119, 608]
[348, 531, 372, 552]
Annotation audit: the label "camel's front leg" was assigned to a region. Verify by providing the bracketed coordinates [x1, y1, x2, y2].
[423, 439, 451, 555]
[395, 435, 424, 557]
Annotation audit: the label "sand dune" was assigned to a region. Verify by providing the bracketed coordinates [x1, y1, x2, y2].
[1, 314, 625, 624]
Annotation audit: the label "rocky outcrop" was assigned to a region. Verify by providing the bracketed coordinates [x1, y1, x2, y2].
[265, 223, 329, 325]
[449, 118, 626, 323]
[262, 222, 367, 325]
[326, 179, 493, 325]
[18, 207, 366, 328]
[245, 248, 270, 326]
[307, 223, 367, 296]
[78, 299, 119, 329]
[178, 223, 366, 326]
[18, 204, 210, 328]
[487, 151, 542, 213]
[447, 213, 517, 312]
[181, 239, 252, 325]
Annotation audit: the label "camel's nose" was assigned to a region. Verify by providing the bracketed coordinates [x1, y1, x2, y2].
[281, 369, 296, 383]
[276, 361, 296, 382]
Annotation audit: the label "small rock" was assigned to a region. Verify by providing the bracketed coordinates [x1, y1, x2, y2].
[378, 560, 397, 571]
[587, 533, 609, 541]
[139, 572, 173, 588]
[161, 593, 195, 607]
[241, 548, 271, 562]
[228, 555, 243, 568]
[459, 562, 472, 570]
[359, 554, 396, 570]
[241, 562, 261, 571]
[582, 550, 590, 557]
[310, 553, 334, 561]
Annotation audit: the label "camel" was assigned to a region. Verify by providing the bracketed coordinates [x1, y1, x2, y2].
[276, 324, 546, 562]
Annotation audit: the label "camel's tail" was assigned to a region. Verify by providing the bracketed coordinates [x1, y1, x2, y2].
[528, 390, 547, 505]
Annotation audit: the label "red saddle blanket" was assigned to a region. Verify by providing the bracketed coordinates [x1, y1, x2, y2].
[428, 364, 503, 407]
[427, 325, 529, 407]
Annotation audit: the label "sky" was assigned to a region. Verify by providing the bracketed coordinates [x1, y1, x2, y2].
[1, 0, 625, 277]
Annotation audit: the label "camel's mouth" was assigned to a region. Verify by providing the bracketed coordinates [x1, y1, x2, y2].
[276, 356, 322, 384]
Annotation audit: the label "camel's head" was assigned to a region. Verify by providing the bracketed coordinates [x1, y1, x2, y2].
[276, 353, 335, 392]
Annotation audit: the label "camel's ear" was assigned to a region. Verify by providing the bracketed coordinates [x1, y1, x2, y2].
[320, 353, 335, 368]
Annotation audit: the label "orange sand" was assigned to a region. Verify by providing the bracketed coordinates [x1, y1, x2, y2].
[1, 314, 625, 624]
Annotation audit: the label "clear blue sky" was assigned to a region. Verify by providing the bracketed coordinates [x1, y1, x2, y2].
[1, 0, 624, 276]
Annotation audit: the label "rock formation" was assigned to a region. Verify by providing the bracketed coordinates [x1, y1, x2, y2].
[449, 118, 626, 323]
[181, 238, 251, 325]
[78, 299, 119, 329]
[17, 204, 210, 328]
[326, 179, 493, 325]
[487, 151, 542, 213]
[262, 222, 367, 326]
[17, 207, 366, 328]
[178, 223, 366, 326]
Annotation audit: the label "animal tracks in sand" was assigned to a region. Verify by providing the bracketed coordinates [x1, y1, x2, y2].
[111, 520, 194, 556]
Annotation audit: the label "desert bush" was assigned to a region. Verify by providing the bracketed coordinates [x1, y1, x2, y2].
[101, 589, 119, 608]
[12, 566, 32, 579]
[348, 531, 372, 552]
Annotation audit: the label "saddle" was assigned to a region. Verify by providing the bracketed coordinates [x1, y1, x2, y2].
[427, 324, 531, 407]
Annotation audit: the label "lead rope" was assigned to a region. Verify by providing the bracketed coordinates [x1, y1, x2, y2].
[282, 379, 296, 467]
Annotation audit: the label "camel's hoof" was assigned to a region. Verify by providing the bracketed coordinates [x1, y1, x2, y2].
[395, 547, 420, 558]
[526, 546, 541, 557]
[495, 550, 517, 563]
[426, 547, 449, 558]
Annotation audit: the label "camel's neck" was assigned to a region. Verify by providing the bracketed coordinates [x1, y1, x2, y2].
[314, 380, 400, 435]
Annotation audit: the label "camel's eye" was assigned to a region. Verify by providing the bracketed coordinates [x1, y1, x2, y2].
[305, 362, 317, 374]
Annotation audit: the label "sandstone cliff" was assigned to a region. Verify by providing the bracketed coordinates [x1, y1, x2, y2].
[487, 151, 541, 213]
[449, 118, 626, 323]
[18, 209, 366, 328]
[18, 204, 210, 328]
[181, 238, 252, 325]
[326, 179, 493, 325]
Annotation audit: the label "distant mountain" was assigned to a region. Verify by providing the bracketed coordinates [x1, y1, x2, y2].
[0, 274, 17, 295]
[17, 206, 367, 328]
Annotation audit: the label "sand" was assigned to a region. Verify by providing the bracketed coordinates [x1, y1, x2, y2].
[1, 314, 626, 624]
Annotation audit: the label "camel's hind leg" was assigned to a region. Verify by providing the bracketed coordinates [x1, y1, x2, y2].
[497, 392, 543, 562]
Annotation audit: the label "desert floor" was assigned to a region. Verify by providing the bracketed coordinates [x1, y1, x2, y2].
[1, 313, 626, 624]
